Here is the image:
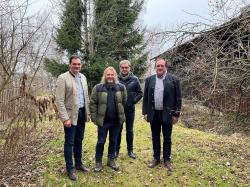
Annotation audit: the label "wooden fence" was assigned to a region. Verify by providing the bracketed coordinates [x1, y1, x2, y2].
[0, 80, 21, 126]
[0, 75, 57, 130]
[210, 94, 250, 117]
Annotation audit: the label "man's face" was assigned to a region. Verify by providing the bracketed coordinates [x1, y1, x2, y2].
[155, 59, 167, 76]
[105, 69, 115, 84]
[69, 58, 81, 74]
[120, 63, 130, 76]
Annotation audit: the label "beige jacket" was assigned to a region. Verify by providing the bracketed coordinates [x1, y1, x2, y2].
[55, 71, 90, 125]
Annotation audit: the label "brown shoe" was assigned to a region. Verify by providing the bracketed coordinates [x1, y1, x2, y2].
[67, 169, 77, 181]
[148, 159, 160, 168]
[75, 164, 90, 172]
[164, 161, 173, 171]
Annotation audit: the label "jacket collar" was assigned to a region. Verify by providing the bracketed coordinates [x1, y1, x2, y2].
[151, 73, 169, 86]
[69, 71, 80, 78]
[118, 72, 133, 81]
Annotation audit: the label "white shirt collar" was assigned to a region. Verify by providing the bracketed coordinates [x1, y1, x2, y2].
[156, 72, 167, 80]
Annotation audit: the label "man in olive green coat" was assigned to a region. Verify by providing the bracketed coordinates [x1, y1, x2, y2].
[90, 66, 127, 172]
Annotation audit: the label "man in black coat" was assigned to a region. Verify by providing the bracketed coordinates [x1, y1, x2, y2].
[116, 60, 143, 159]
[142, 57, 182, 171]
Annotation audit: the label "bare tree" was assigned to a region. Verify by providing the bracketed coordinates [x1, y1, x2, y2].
[0, 0, 56, 169]
[147, 0, 250, 132]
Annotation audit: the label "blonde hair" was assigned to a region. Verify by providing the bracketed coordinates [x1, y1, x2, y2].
[101, 66, 119, 84]
[119, 60, 131, 67]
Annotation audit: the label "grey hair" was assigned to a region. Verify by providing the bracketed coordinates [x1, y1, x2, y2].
[101, 66, 119, 84]
[119, 60, 131, 67]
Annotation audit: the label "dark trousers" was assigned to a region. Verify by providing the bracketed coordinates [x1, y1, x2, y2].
[64, 108, 85, 172]
[150, 110, 173, 162]
[95, 121, 121, 162]
[117, 108, 135, 153]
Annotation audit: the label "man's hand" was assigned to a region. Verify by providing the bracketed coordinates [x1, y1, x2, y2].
[172, 116, 178, 125]
[144, 114, 148, 122]
[64, 119, 72, 128]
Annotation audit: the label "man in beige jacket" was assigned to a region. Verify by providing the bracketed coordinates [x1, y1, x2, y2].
[56, 54, 90, 181]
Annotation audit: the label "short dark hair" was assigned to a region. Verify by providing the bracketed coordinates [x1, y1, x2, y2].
[155, 57, 168, 67]
[69, 54, 80, 64]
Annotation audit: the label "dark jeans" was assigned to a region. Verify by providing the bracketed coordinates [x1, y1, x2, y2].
[150, 110, 173, 162]
[117, 108, 135, 153]
[95, 121, 121, 162]
[64, 107, 86, 172]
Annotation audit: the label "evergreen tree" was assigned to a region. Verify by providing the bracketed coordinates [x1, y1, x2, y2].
[56, 0, 83, 55]
[44, 58, 68, 77]
[93, 0, 146, 64]
[86, 0, 147, 86]
[45, 0, 147, 87]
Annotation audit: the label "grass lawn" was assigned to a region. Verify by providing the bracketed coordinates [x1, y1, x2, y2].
[37, 105, 250, 187]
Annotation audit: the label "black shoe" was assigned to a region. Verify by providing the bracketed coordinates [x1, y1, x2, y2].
[128, 151, 136, 159]
[94, 162, 103, 172]
[107, 159, 119, 171]
[75, 164, 90, 172]
[67, 169, 77, 181]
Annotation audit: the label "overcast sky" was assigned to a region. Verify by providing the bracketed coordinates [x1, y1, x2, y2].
[30, 0, 213, 26]
[29, 0, 249, 56]
[142, 0, 211, 27]
[30, 0, 250, 28]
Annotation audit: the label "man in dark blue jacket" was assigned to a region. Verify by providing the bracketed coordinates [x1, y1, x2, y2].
[116, 60, 143, 159]
[142, 57, 182, 171]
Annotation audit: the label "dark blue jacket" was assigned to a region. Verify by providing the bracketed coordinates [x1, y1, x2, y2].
[118, 73, 143, 110]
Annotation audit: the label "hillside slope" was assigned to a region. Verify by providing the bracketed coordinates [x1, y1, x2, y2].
[37, 106, 250, 187]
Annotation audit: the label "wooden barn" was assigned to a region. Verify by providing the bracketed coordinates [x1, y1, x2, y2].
[152, 6, 250, 117]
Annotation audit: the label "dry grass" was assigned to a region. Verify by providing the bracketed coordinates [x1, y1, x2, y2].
[37, 105, 250, 186]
